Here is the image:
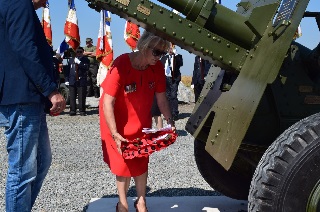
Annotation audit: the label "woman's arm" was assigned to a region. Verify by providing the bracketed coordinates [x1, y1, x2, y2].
[155, 92, 175, 126]
[102, 93, 127, 153]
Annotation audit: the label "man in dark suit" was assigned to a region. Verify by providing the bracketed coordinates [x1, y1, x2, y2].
[192, 56, 212, 102]
[65, 47, 90, 116]
[0, 0, 66, 211]
[161, 46, 183, 120]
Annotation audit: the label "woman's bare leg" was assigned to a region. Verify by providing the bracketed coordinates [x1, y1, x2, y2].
[133, 171, 148, 212]
[116, 176, 131, 212]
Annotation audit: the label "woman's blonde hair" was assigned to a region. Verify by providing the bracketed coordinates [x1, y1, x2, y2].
[137, 30, 170, 55]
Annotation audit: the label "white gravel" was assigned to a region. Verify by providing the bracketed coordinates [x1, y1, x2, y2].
[0, 101, 220, 212]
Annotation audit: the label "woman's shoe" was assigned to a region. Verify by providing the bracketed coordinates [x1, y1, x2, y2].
[134, 200, 138, 212]
[116, 202, 128, 212]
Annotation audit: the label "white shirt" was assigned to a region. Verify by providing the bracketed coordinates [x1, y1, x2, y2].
[165, 55, 173, 77]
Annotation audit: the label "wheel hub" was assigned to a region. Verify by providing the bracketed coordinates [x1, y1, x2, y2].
[307, 178, 320, 212]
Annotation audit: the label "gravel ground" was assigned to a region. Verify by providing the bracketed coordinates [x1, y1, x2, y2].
[0, 101, 220, 212]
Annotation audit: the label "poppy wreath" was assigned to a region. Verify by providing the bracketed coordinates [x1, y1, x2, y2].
[121, 130, 178, 159]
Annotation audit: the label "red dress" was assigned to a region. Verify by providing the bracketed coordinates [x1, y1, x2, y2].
[99, 54, 166, 177]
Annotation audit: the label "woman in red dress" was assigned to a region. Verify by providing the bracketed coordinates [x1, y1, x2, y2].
[99, 31, 175, 212]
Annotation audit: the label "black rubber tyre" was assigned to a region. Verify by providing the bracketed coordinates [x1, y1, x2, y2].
[249, 113, 320, 212]
[59, 83, 70, 105]
[194, 139, 252, 200]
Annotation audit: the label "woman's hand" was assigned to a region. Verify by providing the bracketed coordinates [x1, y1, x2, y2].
[112, 132, 127, 154]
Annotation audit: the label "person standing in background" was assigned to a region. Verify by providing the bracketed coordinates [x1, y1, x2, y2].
[161, 45, 183, 120]
[65, 47, 90, 116]
[84, 37, 100, 98]
[191, 55, 212, 102]
[0, 0, 66, 211]
[52, 52, 61, 86]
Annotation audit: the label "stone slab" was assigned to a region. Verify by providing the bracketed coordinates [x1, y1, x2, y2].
[87, 196, 248, 212]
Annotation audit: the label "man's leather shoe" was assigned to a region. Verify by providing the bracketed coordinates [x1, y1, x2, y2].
[80, 112, 87, 116]
[69, 111, 76, 116]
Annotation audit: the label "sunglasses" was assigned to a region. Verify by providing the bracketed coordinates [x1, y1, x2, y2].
[148, 47, 167, 57]
[76, 51, 83, 53]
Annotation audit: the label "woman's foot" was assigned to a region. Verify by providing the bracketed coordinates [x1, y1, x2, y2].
[134, 200, 148, 212]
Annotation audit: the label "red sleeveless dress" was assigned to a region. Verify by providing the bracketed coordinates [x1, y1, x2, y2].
[99, 54, 166, 177]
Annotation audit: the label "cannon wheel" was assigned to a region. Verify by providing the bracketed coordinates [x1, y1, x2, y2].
[249, 113, 320, 212]
[194, 139, 251, 200]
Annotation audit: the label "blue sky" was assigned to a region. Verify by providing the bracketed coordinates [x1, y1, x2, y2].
[36, 0, 320, 76]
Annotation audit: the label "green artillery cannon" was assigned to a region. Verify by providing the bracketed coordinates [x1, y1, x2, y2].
[86, 0, 320, 210]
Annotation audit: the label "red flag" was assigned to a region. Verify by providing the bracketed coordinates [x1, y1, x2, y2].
[42, 1, 52, 46]
[64, 0, 80, 51]
[124, 21, 140, 51]
[96, 10, 113, 88]
[96, 10, 113, 68]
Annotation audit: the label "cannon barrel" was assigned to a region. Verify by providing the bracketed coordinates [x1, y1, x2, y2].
[86, 0, 282, 71]
[158, 0, 255, 49]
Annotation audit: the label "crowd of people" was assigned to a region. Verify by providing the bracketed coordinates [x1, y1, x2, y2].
[0, 1, 210, 212]
[54, 37, 101, 116]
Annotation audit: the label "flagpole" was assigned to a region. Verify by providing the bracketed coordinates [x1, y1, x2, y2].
[42, 7, 44, 28]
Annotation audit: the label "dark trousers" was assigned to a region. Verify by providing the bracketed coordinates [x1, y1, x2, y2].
[166, 77, 180, 117]
[194, 83, 204, 102]
[69, 85, 87, 113]
[151, 96, 161, 116]
[87, 64, 99, 97]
